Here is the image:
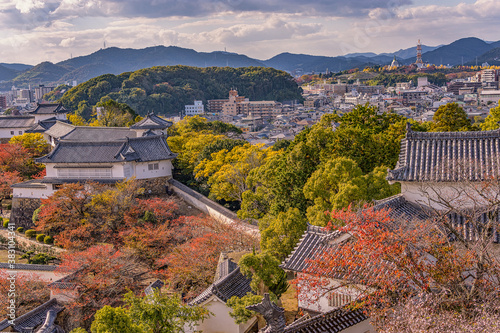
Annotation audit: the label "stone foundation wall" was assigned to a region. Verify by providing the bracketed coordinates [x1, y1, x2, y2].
[137, 176, 172, 195]
[10, 197, 41, 229]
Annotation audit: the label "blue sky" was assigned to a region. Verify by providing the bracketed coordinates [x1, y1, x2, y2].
[0, 0, 499, 64]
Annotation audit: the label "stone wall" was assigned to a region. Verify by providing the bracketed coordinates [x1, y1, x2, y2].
[10, 197, 41, 229]
[137, 176, 171, 195]
[168, 179, 259, 237]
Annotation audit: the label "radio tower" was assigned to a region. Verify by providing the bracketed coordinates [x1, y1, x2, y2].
[416, 39, 423, 68]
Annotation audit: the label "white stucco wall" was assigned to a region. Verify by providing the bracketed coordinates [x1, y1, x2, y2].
[0, 127, 28, 139]
[401, 181, 493, 211]
[189, 296, 257, 333]
[134, 160, 173, 179]
[12, 185, 54, 199]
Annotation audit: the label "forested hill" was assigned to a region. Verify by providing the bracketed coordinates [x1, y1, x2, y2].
[59, 65, 302, 117]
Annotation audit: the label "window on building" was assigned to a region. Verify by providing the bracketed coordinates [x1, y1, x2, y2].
[328, 291, 354, 308]
[18, 131, 22, 135]
[57, 168, 112, 179]
[148, 163, 159, 171]
[10, 131, 14, 135]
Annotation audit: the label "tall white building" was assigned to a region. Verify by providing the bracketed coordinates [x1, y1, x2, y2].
[185, 100, 204, 115]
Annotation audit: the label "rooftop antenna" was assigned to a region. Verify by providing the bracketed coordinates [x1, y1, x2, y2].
[224, 46, 227, 52]
[104, 41, 106, 49]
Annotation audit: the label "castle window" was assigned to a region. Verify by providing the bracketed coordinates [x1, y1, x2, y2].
[148, 163, 159, 171]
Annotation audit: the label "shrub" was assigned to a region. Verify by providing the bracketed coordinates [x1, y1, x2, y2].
[3, 220, 8, 228]
[44, 236, 54, 244]
[17, 227, 24, 233]
[32, 207, 41, 223]
[25, 229, 37, 238]
[36, 234, 46, 242]
[6, 204, 11, 210]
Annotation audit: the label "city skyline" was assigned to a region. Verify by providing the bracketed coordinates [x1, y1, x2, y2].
[1, 0, 499, 65]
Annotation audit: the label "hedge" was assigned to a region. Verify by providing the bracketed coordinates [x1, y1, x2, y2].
[16, 227, 24, 233]
[25, 229, 37, 238]
[44, 236, 54, 244]
[36, 234, 46, 242]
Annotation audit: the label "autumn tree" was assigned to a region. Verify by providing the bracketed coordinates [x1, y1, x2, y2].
[9, 133, 50, 157]
[0, 170, 21, 206]
[297, 179, 500, 332]
[481, 100, 500, 130]
[56, 244, 152, 326]
[0, 143, 45, 178]
[0, 272, 50, 317]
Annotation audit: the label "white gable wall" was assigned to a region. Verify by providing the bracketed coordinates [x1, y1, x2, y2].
[188, 296, 257, 333]
[133, 160, 173, 179]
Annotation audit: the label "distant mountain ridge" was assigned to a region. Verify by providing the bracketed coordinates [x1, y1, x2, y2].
[2, 37, 500, 89]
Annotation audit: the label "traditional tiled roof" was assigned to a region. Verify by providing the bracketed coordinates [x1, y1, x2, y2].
[144, 280, 164, 296]
[387, 124, 500, 182]
[0, 115, 35, 128]
[36, 135, 176, 164]
[26, 118, 71, 134]
[284, 307, 368, 333]
[0, 263, 58, 271]
[59, 126, 137, 142]
[27, 103, 68, 115]
[189, 260, 253, 305]
[280, 225, 341, 274]
[48, 271, 78, 290]
[10, 179, 47, 188]
[0, 298, 64, 333]
[373, 194, 430, 222]
[43, 121, 76, 138]
[130, 113, 172, 130]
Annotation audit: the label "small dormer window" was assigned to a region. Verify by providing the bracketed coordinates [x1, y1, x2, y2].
[126, 146, 135, 154]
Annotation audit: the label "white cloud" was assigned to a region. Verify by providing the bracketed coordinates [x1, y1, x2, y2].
[60, 36, 76, 47]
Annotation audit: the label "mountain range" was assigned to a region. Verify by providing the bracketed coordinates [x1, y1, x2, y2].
[1, 37, 499, 89]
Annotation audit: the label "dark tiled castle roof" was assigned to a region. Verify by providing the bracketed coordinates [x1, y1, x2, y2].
[0, 298, 64, 333]
[36, 135, 176, 164]
[130, 113, 172, 130]
[387, 125, 500, 182]
[28, 103, 68, 115]
[284, 307, 368, 333]
[189, 260, 253, 305]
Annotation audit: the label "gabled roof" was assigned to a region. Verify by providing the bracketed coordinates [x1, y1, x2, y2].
[189, 260, 253, 305]
[284, 307, 368, 333]
[58, 126, 137, 142]
[0, 298, 64, 333]
[36, 135, 176, 164]
[43, 121, 76, 138]
[387, 124, 500, 182]
[145, 280, 164, 296]
[27, 103, 69, 115]
[26, 118, 72, 134]
[0, 115, 35, 128]
[130, 113, 172, 130]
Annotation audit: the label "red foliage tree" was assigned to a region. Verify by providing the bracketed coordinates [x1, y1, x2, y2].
[0, 271, 50, 317]
[56, 245, 151, 325]
[0, 143, 44, 179]
[0, 170, 21, 205]
[296, 205, 500, 331]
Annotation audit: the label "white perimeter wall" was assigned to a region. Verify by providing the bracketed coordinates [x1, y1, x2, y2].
[0, 127, 29, 139]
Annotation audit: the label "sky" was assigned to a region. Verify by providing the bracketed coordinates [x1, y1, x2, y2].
[0, 0, 499, 65]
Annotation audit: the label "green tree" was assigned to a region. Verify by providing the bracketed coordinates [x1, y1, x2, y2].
[90, 291, 209, 333]
[260, 208, 307, 261]
[91, 306, 143, 333]
[226, 293, 264, 324]
[91, 99, 138, 127]
[239, 252, 289, 297]
[431, 103, 474, 132]
[481, 101, 500, 130]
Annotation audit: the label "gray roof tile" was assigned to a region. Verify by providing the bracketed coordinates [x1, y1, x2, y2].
[0, 116, 35, 128]
[36, 135, 176, 164]
[130, 113, 172, 130]
[0, 298, 64, 333]
[189, 261, 253, 305]
[284, 307, 368, 333]
[59, 126, 137, 142]
[388, 125, 500, 182]
[28, 103, 68, 115]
